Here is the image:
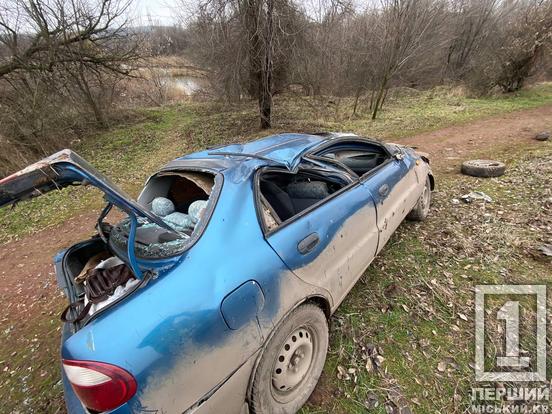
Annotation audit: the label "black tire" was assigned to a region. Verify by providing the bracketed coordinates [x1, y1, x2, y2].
[535, 131, 550, 141]
[250, 304, 328, 414]
[407, 176, 431, 221]
[461, 160, 506, 177]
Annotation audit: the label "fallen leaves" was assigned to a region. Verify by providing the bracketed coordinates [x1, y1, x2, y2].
[457, 312, 468, 321]
[436, 357, 460, 375]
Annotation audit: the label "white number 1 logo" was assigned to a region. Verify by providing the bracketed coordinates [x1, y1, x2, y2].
[475, 285, 546, 382]
[496, 301, 530, 368]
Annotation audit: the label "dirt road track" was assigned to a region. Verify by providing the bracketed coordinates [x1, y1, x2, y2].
[398, 104, 552, 169]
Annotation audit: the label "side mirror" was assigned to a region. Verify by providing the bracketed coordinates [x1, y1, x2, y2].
[394, 150, 404, 161]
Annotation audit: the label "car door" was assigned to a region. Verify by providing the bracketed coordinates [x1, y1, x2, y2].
[308, 137, 416, 254]
[361, 148, 417, 253]
[261, 166, 379, 307]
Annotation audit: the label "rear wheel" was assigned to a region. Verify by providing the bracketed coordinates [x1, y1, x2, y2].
[407, 176, 431, 221]
[250, 304, 328, 414]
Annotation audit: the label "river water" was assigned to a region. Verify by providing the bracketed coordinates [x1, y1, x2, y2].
[164, 75, 204, 95]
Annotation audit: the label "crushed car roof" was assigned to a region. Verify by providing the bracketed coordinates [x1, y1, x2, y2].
[163, 133, 330, 172]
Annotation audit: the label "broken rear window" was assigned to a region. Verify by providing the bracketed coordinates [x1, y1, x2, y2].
[108, 170, 221, 259]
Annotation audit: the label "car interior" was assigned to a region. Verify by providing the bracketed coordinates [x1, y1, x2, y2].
[138, 171, 214, 215]
[314, 141, 389, 176]
[258, 141, 390, 228]
[259, 170, 347, 223]
[108, 171, 216, 258]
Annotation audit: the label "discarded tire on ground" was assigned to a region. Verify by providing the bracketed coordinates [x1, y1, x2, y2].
[461, 160, 506, 177]
[535, 131, 550, 141]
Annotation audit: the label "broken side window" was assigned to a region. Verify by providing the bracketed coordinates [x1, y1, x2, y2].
[258, 168, 348, 230]
[314, 140, 390, 177]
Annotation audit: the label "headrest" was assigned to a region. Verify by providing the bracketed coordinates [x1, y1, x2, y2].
[287, 181, 329, 199]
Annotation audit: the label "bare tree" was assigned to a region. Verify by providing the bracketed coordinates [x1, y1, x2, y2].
[287, 0, 353, 97]
[259, 0, 274, 128]
[0, 0, 135, 78]
[182, 0, 304, 128]
[0, 0, 138, 175]
[180, 0, 551, 123]
[443, 0, 499, 79]
[488, 0, 551, 92]
[366, 0, 443, 119]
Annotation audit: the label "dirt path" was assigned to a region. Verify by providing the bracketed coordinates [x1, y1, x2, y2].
[397, 104, 552, 170]
[0, 213, 97, 322]
[0, 105, 551, 320]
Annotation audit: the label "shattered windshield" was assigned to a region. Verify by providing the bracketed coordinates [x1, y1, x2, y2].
[107, 170, 219, 259]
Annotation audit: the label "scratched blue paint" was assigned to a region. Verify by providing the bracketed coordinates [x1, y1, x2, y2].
[60, 171, 290, 412]
[53, 250, 65, 263]
[181, 133, 325, 170]
[267, 181, 377, 269]
[0, 133, 428, 413]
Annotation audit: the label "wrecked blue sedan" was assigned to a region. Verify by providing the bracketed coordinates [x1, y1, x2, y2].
[0, 132, 433, 414]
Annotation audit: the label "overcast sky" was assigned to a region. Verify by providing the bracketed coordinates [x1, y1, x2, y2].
[132, 0, 373, 26]
[134, 0, 179, 25]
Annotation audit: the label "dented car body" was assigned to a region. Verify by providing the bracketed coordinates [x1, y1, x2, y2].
[0, 133, 433, 414]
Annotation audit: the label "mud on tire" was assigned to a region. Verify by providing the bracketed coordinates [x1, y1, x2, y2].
[250, 304, 328, 414]
[461, 159, 506, 177]
[407, 176, 431, 221]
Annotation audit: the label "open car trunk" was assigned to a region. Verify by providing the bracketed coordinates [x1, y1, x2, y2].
[55, 237, 128, 326]
[1, 150, 219, 328]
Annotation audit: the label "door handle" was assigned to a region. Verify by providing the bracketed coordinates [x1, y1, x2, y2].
[297, 233, 320, 255]
[378, 184, 390, 197]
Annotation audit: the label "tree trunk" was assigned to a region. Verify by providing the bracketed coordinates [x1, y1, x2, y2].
[380, 87, 389, 110]
[76, 65, 107, 127]
[259, 0, 274, 129]
[352, 88, 362, 116]
[369, 88, 375, 111]
[371, 75, 389, 120]
[245, 0, 262, 98]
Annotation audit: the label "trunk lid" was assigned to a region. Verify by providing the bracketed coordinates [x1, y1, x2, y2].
[0, 149, 176, 233]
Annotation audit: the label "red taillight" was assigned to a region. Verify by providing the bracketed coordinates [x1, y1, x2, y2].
[62, 359, 137, 412]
